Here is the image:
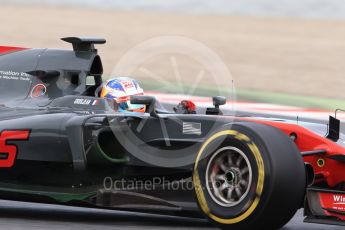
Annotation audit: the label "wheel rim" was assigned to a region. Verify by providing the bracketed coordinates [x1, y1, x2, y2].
[206, 146, 253, 207]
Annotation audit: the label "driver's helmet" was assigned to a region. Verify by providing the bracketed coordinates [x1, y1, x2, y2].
[100, 77, 145, 112]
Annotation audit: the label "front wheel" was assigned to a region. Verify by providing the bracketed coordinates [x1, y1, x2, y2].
[193, 122, 306, 230]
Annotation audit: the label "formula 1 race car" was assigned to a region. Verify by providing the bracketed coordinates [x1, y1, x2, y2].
[0, 37, 345, 230]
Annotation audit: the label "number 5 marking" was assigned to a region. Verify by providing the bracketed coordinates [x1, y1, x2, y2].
[0, 130, 30, 168]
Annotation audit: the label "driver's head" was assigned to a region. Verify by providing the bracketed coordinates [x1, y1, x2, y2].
[100, 77, 145, 112]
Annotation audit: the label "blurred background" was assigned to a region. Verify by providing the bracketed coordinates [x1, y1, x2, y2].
[1, 0, 345, 110]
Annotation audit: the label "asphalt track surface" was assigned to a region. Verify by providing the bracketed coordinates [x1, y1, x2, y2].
[0, 200, 342, 230]
[0, 105, 343, 230]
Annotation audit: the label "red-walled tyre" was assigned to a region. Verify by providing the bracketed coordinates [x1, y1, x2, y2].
[193, 122, 306, 230]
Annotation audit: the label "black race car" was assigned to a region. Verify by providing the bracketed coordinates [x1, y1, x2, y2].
[1, 37, 345, 230]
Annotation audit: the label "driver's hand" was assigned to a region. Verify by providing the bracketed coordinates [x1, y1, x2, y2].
[173, 100, 196, 114]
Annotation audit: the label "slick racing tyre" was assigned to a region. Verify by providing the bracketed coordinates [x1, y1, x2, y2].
[193, 122, 306, 230]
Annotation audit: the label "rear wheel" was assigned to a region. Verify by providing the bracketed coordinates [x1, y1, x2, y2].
[193, 122, 306, 230]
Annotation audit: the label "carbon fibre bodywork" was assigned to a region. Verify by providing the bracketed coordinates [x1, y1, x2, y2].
[1, 38, 345, 225]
